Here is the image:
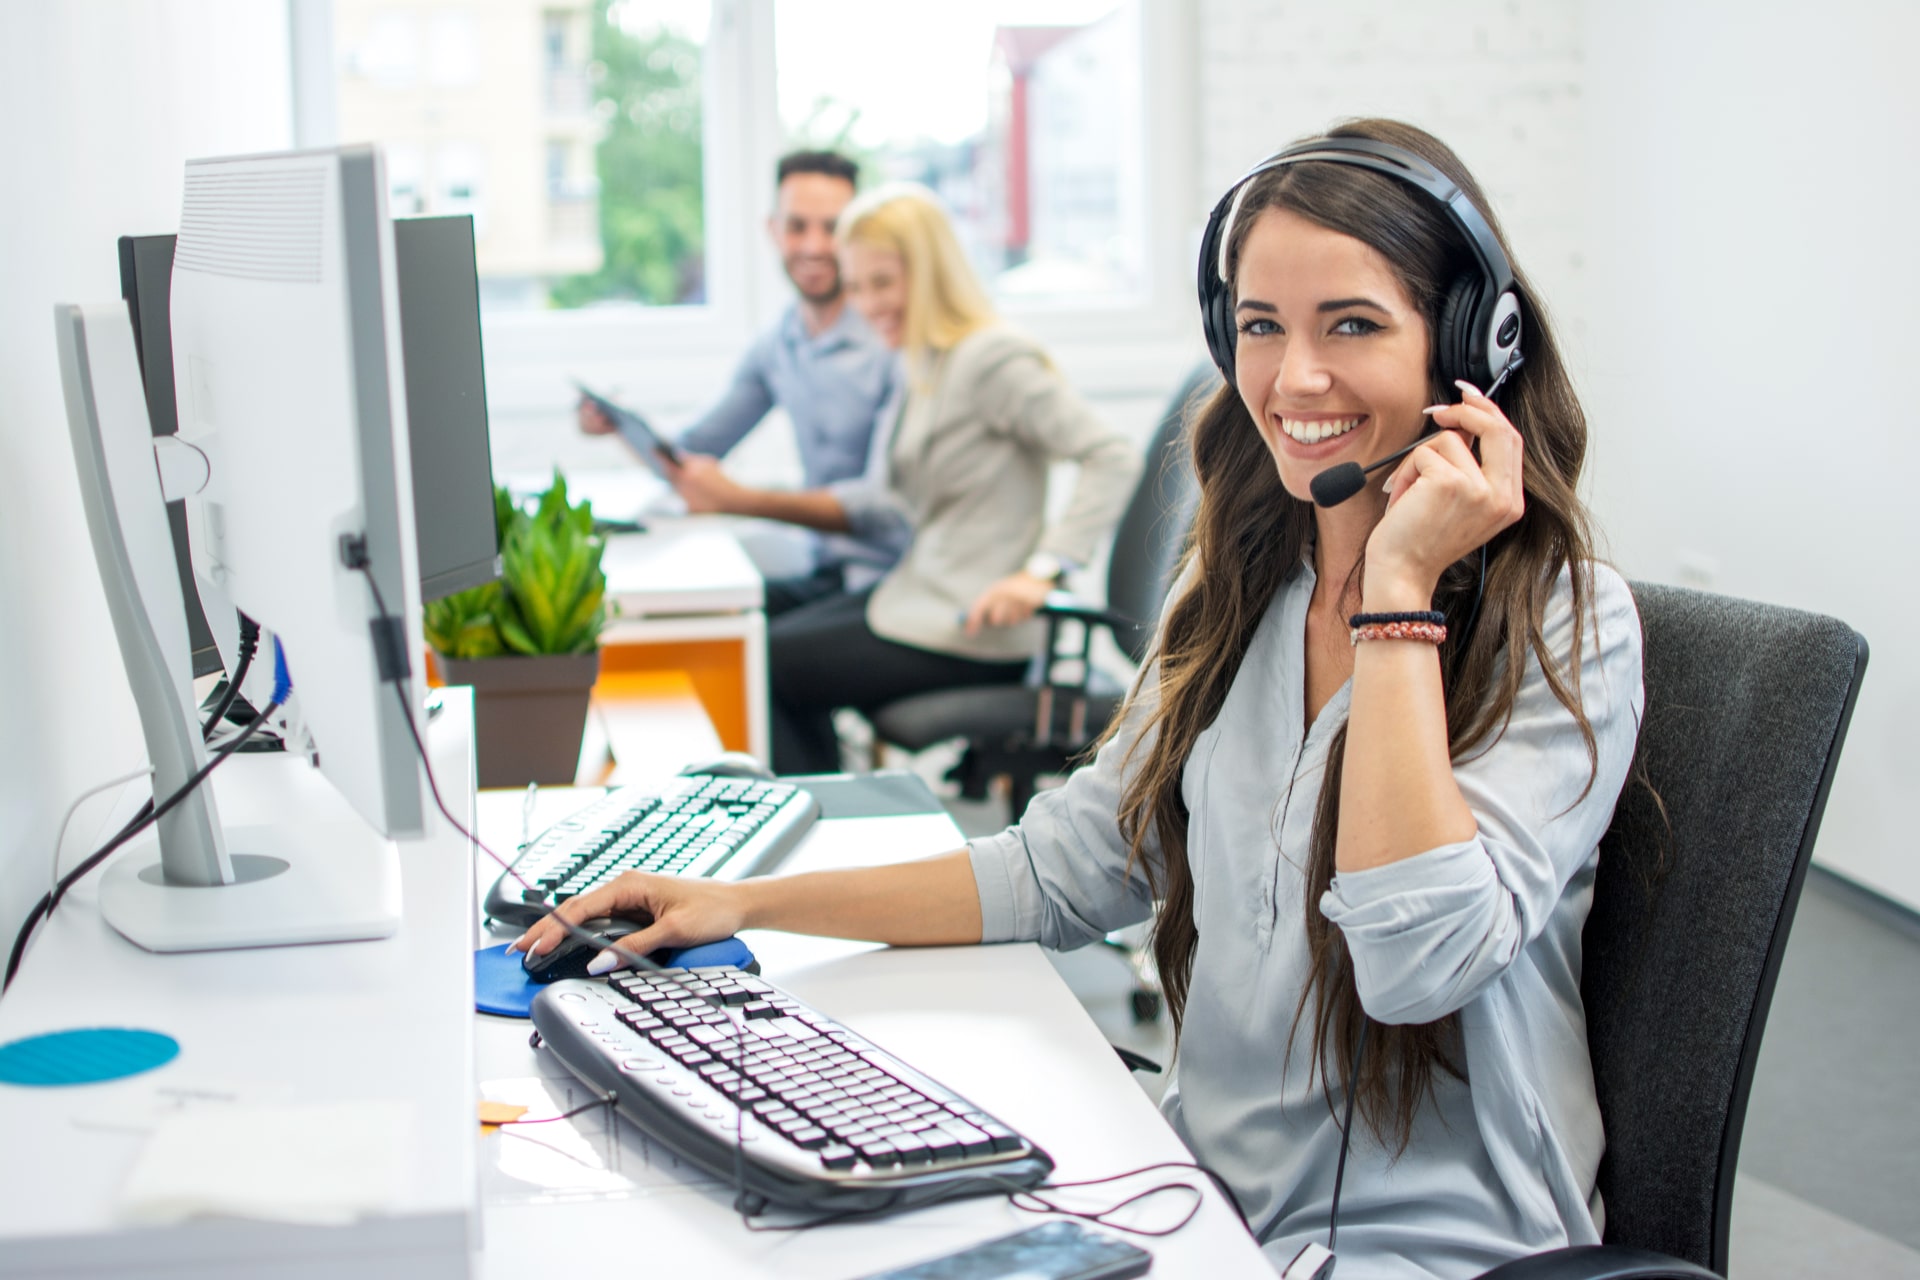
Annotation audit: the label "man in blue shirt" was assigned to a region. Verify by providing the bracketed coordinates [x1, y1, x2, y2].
[579, 151, 898, 614]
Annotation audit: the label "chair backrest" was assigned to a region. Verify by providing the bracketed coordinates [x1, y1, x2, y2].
[1584, 582, 1867, 1273]
[1103, 364, 1218, 664]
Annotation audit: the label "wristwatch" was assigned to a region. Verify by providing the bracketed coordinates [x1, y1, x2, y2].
[1023, 551, 1068, 583]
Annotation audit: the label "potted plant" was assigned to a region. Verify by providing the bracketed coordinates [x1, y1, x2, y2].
[426, 473, 608, 787]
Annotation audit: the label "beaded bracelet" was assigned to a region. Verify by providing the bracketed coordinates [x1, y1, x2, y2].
[1347, 610, 1446, 627]
[1350, 620, 1448, 646]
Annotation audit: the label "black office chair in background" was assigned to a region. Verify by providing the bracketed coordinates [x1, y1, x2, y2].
[1478, 583, 1867, 1279]
[868, 364, 1218, 820]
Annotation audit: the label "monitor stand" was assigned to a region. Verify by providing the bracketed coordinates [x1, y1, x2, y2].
[56, 302, 401, 953]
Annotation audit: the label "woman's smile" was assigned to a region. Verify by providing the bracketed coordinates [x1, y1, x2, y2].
[1275, 413, 1368, 448]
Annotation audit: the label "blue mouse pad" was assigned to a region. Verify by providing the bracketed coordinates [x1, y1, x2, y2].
[475, 937, 759, 1019]
[0, 1027, 179, 1087]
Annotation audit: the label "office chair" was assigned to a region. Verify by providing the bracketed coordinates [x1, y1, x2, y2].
[1477, 583, 1868, 1279]
[867, 364, 1217, 821]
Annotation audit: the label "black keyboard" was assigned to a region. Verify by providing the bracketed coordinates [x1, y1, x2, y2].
[530, 968, 1054, 1213]
[484, 775, 820, 929]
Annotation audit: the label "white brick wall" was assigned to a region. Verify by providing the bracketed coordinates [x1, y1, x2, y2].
[1194, 0, 1592, 362]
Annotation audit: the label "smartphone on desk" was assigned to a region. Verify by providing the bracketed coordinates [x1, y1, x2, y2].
[573, 380, 684, 474]
[856, 1221, 1152, 1280]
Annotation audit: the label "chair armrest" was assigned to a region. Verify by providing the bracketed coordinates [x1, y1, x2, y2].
[1475, 1246, 1720, 1280]
[1037, 591, 1135, 635]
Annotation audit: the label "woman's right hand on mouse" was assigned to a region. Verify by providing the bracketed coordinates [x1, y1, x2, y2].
[508, 871, 748, 975]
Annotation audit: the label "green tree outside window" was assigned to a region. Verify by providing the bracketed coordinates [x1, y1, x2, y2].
[551, 0, 706, 308]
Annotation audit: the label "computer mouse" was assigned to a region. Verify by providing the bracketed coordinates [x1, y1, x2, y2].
[678, 751, 776, 782]
[521, 916, 646, 984]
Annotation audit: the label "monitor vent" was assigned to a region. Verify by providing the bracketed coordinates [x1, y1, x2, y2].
[176, 162, 328, 284]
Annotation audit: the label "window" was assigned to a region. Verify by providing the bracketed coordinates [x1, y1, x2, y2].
[546, 0, 709, 308]
[299, 0, 1192, 425]
[775, 0, 1146, 306]
[331, 0, 710, 312]
[387, 142, 425, 215]
[426, 8, 480, 86]
[348, 9, 418, 88]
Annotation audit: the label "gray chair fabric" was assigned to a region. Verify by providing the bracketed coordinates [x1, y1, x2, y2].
[1481, 582, 1867, 1279]
[1098, 365, 1216, 666]
[869, 678, 1127, 754]
[869, 364, 1217, 776]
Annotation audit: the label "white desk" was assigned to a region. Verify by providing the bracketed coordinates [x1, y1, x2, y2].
[470, 789, 1272, 1278]
[0, 692, 483, 1280]
[0, 712, 1267, 1278]
[599, 520, 770, 761]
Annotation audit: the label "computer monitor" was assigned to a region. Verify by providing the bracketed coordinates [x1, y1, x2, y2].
[391, 215, 501, 600]
[56, 144, 432, 952]
[119, 217, 499, 620]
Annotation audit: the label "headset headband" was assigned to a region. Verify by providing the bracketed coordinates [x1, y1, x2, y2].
[1199, 134, 1523, 388]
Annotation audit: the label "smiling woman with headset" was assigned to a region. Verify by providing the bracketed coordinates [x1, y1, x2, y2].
[514, 118, 1646, 1279]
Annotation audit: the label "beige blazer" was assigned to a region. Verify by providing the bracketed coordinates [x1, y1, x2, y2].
[865, 325, 1140, 662]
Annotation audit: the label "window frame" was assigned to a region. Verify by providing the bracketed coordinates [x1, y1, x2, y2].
[289, 0, 1198, 413]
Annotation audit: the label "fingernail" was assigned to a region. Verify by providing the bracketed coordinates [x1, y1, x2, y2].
[1455, 379, 1484, 397]
[586, 949, 620, 977]
[1421, 404, 1449, 414]
[504, 941, 521, 955]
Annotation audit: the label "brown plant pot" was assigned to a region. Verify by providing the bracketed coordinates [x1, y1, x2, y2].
[439, 651, 601, 788]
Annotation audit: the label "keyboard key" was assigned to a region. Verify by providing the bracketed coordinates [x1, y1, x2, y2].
[891, 1134, 935, 1166]
[921, 1130, 964, 1161]
[855, 1139, 903, 1167]
[980, 1122, 1023, 1153]
[943, 1122, 996, 1158]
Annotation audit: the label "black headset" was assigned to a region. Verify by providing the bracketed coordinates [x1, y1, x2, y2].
[1197, 135, 1524, 390]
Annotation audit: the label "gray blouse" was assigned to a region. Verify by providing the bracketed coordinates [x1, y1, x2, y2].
[968, 560, 1644, 1279]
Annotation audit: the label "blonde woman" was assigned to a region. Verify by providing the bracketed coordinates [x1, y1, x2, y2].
[665, 184, 1139, 773]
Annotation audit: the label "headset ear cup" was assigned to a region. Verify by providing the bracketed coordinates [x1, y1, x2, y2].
[1437, 275, 1480, 389]
[1208, 288, 1236, 381]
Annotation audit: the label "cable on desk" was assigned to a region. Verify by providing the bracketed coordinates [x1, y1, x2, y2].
[1019, 1160, 1251, 1235]
[49, 764, 154, 900]
[738, 1159, 1241, 1240]
[3, 698, 284, 994]
[492, 1092, 618, 1127]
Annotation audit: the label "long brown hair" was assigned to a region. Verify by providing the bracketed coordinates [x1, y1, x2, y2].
[1114, 119, 1601, 1149]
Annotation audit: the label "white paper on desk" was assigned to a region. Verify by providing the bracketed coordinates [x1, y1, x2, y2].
[73, 1078, 298, 1134]
[118, 1100, 413, 1226]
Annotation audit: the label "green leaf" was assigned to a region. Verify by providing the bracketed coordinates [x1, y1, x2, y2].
[423, 580, 511, 659]
[432, 471, 606, 657]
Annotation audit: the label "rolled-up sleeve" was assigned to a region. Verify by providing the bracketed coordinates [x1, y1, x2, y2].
[969, 565, 1199, 948]
[968, 687, 1160, 949]
[1321, 566, 1645, 1025]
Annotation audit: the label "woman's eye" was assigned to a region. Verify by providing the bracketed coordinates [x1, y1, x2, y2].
[1237, 318, 1280, 337]
[1331, 316, 1382, 336]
